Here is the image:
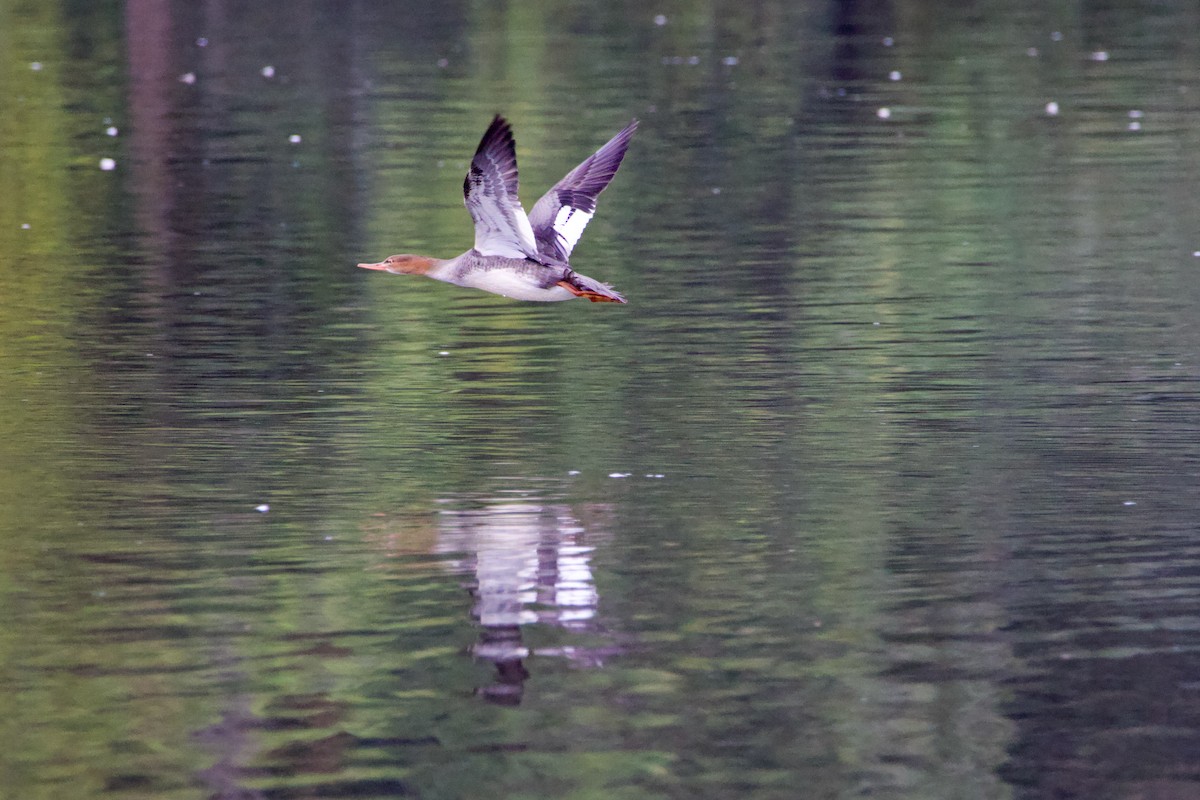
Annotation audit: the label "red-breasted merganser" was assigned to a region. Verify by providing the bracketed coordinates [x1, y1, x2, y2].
[358, 115, 636, 303]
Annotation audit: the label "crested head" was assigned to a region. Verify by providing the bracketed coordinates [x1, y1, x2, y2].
[357, 254, 437, 275]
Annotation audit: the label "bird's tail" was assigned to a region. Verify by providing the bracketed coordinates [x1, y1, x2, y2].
[558, 272, 626, 304]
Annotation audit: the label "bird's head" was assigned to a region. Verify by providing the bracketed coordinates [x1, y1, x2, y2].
[357, 254, 436, 274]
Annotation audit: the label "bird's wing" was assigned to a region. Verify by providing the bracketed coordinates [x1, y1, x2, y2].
[463, 115, 540, 260]
[527, 119, 638, 262]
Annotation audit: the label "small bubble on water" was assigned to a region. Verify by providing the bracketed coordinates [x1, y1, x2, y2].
[1044, 101, 1060, 116]
[1192, 251, 1200, 257]
[30, 61, 43, 71]
[876, 107, 892, 120]
[654, 14, 667, 26]
[882, 36, 894, 47]
[255, 504, 270, 513]
[1026, 47, 1039, 57]
[196, 37, 208, 47]
[608, 472, 630, 479]
[99, 157, 117, 171]
[438, 350, 450, 356]
[567, 470, 581, 476]
[1122, 501, 1137, 507]
[1128, 109, 1144, 119]
[888, 70, 901, 81]
[20, 223, 30, 230]
[1050, 30, 1063, 42]
[436, 58, 449, 68]
[1090, 50, 1109, 61]
[721, 56, 739, 66]
[1128, 121, 1141, 131]
[289, 134, 302, 143]
[179, 72, 197, 85]
[261, 65, 275, 78]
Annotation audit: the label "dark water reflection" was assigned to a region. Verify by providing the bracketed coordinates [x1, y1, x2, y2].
[4, 1, 1200, 798]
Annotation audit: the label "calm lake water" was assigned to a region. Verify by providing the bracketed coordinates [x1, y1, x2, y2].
[4, 2, 1200, 798]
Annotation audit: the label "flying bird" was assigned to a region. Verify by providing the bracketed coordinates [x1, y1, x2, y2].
[358, 115, 636, 303]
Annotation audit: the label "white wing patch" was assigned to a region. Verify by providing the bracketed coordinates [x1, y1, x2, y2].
[474, 203, 538, 259]
[552, 206, 594, 257]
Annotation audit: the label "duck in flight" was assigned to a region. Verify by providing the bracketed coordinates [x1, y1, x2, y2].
[358, 115, 637, 303]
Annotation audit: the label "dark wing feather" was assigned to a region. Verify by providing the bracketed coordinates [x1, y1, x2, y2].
[527, 119, 638, 262]
[463, 115, 539, 259]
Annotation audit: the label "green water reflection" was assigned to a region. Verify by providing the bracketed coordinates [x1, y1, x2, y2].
[3, 1, 1200, 798]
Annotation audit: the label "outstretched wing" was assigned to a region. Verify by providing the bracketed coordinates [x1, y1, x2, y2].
[463, 115, 540, 260]
[528, 119, 638, 262]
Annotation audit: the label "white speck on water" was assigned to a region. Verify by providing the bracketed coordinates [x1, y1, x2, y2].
[99, 157, 116, 171]
[1192, 251, 1200, 257]
[1027, 47, 1039, 57]
[888, 70, 901, 81]
[687, 55, 700, 65]
[20, 223, 30, 230]
[179, 72, 197, 85]
[196, 37, 208, 47]
[608, 472, 630, 479]
[323, 535, 333, 541]
[567, 470, 581, 476]
[30, 61, 43, 71]
[721, 55, 739, 66]
[877, 107, 892, 120]
[1128, 121, 1141, 132]
[882, 36, 894, 47]
[1090, 50, 1109, 61]
[645, 473, 665, 479]
[288, 134, 302, 143]
[1128, 109, 1144, 119]
[1123, 501, 1137, 507]
[711, 186, 722, 195]
[436, 58, 449, 68]
[438, 350, 449, 356]
[256, 504, 270, 513]
[1050, 30, 1063, 42]
[261, 65, 275, 78]
[654, 14, 667, 26]
[106, 126, 119, 137]
[1045, 101, 1060, 116]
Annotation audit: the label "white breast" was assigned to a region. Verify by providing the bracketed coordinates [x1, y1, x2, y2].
[456, 268, 575, 301]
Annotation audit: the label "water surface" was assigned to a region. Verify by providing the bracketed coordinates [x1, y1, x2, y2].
[3, 2, 1200, 798]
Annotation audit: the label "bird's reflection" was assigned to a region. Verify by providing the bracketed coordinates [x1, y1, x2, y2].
[432, 499, 614, 704]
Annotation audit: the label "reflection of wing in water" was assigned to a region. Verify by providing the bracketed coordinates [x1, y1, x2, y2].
[434, 502, 602, 632]
[433, 499, 617, 704]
